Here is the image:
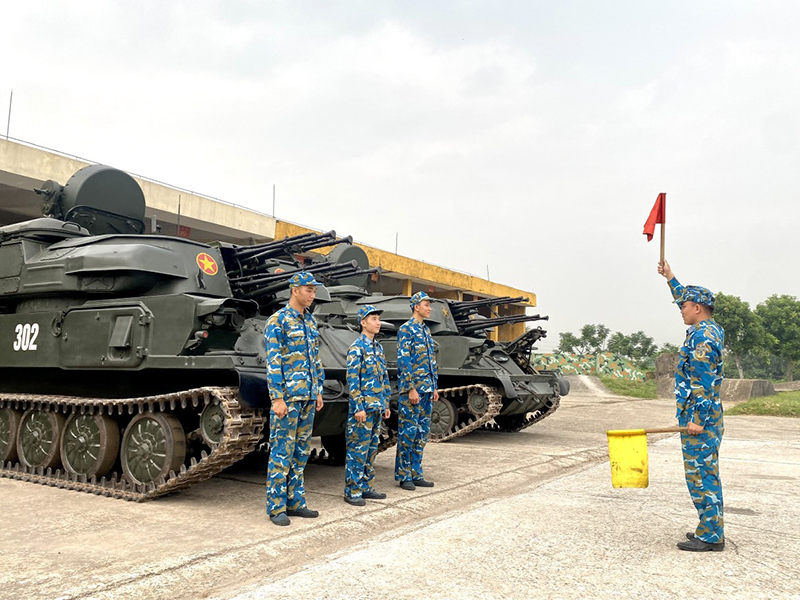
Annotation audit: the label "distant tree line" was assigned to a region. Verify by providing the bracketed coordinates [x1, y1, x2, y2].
[556, 292, 800, 382]
[557, 324, 675, 372]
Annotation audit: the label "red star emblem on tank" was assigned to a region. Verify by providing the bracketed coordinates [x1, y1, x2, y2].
[196, 253, 218, 275]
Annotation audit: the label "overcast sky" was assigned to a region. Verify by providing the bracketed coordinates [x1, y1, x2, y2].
[3, 1, 799, 352]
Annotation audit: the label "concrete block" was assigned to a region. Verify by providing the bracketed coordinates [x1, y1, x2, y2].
[657, 377, 674, 399]
[656, 354, 775, 401]
[721, 379, 775, 401]
[774, 381, 800, 392]
[658, 376, 775, 401]
[655, 353, 679, 379]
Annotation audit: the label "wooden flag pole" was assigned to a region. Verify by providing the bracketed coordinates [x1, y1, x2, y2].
[659, 222, 665, 267]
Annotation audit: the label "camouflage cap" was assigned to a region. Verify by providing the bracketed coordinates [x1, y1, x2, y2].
[674, 285, 715, 308]
[409, 291, 431, 308]
[288, 271, 322, 287]
[357, 305, 383, 321]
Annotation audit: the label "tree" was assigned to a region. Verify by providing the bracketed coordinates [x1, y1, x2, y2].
[557, 332, 582, 354]
[608, 331, 657, 362]
[713, 292, 766, 378]
[607, 330, 658, 370]
[723, 352, 787, 380]
[756, 295, 800, 381]
[658, 342, 679, 354]
[557, 324, 610, 354]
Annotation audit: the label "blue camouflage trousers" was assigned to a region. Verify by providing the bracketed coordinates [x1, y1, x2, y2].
[394, 392, 433, 482]
[266, 399, 316, 517]
[344, 409, 382, 499]
[681, 425, 724, 543]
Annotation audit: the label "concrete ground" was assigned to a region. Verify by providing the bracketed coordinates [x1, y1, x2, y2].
[1, 378, 798, 600]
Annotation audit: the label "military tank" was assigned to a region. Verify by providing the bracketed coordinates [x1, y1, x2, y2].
[315, 285, 569, 441]
[0, 165, 374, 499]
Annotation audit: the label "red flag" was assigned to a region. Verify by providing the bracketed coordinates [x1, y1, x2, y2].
[643, 193, 666, 242]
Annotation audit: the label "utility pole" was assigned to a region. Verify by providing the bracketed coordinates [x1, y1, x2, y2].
[5, 90, 12, 140]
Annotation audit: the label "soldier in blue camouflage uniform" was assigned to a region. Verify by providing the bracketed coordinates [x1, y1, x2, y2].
[264, 271, 325, 526]
[395, 291, 439, 490]
[658, 260, 726, 551]
[343, 305, 392, 506]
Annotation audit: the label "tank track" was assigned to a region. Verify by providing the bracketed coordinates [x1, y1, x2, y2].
[483, 393, 561, 433]
[0, 387, 265, 502]
[429, 383, 502, 443]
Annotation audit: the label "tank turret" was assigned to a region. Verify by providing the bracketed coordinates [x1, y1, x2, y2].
[36, 165, 146, 235]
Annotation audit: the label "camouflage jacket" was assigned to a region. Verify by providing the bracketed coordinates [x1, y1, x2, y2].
[669, 278, 725, 427]
[397, 317, 438, 394]
[346, 334, 391, 413]
[264, 305, 324, 402]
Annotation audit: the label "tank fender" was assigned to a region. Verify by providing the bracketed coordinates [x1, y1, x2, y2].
[237, 369, 271, 409]
[557, 374, 570, 396]
[496, 373, 519, 400]
[196, 297, 259, 319]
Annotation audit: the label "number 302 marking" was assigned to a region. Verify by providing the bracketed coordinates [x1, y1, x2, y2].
[13, 323, 39, 351]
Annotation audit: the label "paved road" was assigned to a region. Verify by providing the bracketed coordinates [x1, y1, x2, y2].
[1, 385, 798, 600]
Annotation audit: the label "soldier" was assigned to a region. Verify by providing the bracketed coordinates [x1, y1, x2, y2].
[395, 291, 439, 490]
[343, 305, 392, 506]
[264, 271, 325, 526]
[658, 260, 726, 551]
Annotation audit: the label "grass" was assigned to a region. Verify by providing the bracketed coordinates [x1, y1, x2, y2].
[726, 391, 800, 418]
[599, 376, 657, 399]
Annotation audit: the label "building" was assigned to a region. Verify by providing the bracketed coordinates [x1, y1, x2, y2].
[0, 137, 535, 340]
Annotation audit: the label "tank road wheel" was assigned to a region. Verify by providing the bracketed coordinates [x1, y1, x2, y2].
[0, 407, 23, 464]
[61, 414, 120, 478]
[17, 408, 66, 470]
[199, 403, 226, 446]
[430, 397, 457, 437]
[467, 390, 489, 416]
[121, 412, 186, 485]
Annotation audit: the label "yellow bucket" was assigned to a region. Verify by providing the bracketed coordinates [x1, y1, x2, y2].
[606, 429, 649, 488]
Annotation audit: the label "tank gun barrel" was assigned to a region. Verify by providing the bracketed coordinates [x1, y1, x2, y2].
[236, 261, 359, 298]
[237, 262, 378, 303]
[448, 296, 529, 317]
[237, 233, 351, 264]
[286, 234, 353, 256]
[224, 231, 353, 277]
[228, 230, 338, 262]
[457, 313, 548, 335]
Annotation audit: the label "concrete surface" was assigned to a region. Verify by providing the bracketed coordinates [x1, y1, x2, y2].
[774, 381, 800, 392]
[656, 352, 777, 401]
[1, 387, 798, 600]
[563, 374, 614, 396]
[721, 379, 776, 400]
